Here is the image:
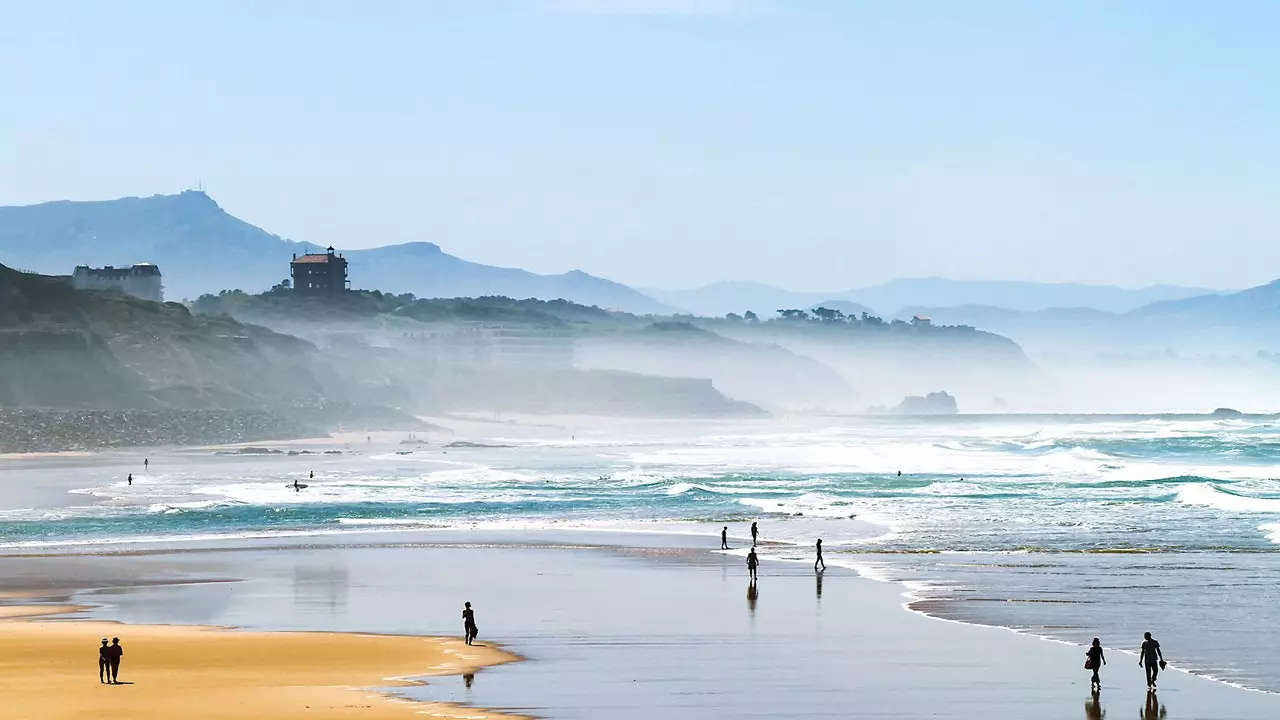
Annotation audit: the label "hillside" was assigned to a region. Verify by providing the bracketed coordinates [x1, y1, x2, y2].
[652, 278, 1217, 317]
[0, 263, 327, 408]
[0, 192, 675, 313]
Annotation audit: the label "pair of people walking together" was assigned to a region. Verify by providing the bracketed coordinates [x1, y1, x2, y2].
[98, 637, 123, 684]
[1085, 632, 1165, 690]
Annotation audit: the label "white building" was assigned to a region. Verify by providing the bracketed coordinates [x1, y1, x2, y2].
[71, 263, 164, 302]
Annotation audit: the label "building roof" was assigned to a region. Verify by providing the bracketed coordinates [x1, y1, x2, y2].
[291, 253, 340, 264]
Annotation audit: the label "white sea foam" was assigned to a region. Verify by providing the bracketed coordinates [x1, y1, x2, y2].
[1176, 484, 1280, 513]
[1260, 523, 1280, 543]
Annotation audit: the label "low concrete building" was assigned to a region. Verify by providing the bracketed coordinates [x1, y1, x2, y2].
[71, 263, 164, 302]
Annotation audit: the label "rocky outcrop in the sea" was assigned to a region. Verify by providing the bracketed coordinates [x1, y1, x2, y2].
[888, 391, 959, 415]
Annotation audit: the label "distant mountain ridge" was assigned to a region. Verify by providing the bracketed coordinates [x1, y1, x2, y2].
[650, 278, 1220, 317]
[0, 192, 676, 314]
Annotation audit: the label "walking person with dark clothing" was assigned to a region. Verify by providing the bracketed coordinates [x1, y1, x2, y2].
[1139, 632, 1165, 689]
[98, 639, 110, 684]
[462, 602, 478, 646]
[750, 522, 758, 546]
[107, 637, 123, 683]
[721, 526, 729, 550]
[746, 548, 759, 580]
[814, 538, 826, 571]
[127, 474, 132, 487]
[1085, 638, 1106, 689]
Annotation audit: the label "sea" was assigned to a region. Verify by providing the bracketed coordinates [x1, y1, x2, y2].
[3, 414, 1279, 694]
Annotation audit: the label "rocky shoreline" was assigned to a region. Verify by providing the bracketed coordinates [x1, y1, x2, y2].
[0, 403, 433, 454]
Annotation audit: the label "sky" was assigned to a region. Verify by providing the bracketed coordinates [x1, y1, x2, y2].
[1, 0, 1278, 291]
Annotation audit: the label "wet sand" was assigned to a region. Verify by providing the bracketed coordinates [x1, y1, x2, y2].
[5, 531, 1278, 719]
[0, 604, 524, 720]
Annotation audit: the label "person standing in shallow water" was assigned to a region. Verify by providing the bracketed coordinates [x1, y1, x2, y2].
[1139, 632, 1165, 689]
[814, 539, 826, 571]
[126, 474, 132, 486]
[1085, 638, 1106, 689]
[750, 522, 758, 546]
[746, 548, 759, 580]
[462, 602, 478, 645]
[98, 638, 110, 684]
[720, 526, 729, 550]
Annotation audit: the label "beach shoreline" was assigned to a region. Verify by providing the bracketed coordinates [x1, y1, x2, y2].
[0, 596, 526, 720]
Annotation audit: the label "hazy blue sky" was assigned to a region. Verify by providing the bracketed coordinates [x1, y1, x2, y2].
[2, 1, 1277, 290]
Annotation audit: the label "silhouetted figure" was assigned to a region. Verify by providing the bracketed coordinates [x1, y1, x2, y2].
[750, 521, 758, 546]
[127, 474, 132, 486]
[107, 637, 123, 683]
[721, 526, 729, 550]
[293, 479, 301, 492]
[463, 602, 478, 645]
[897, 470, 902, 477]
[1139, 632, 1165, 689]
[1086, 637, 1106, 689]
[464, 673, 474, 689]
[1141, 692, 1166, 720]
[1084, 688, 1104, 720]
[746, 548, 759, 580]
[98, 638, 110, 684]
[814, 538, 826, 571]
[143, 458, 149, 471]
[746, 578, 758, 613]
[309, 471, 314, 480]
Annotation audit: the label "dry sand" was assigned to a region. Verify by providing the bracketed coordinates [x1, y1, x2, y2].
[0, 605, 526, 720]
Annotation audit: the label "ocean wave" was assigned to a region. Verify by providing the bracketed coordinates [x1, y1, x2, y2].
[1176, 484, 1280, 513]
[737, 493, 860, 519]
[1260, 523, 1280, 544]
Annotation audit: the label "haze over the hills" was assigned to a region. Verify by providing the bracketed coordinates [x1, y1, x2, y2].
[651, 279, 1219, 318]
[0, 192, 675, 314]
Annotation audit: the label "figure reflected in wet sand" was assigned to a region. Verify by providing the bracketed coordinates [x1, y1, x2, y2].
[746, 578, 758, 613]
[463, 673, 474, 689]
[721, 526, 729, 550]
[1139, 632, 1165, 689]
[1084, 688, 1104, 720]
[751, 521, 758, 546]
[814, 538, 826, 572]
[463, 602, 478, 645]
[1141, 692, 1166, 720]
[1086, 637, 1106, 689]
[815, 569, 823, 599]
[98, 638, 110, 684]
[107, 637, 123, 683]
[746, 548, 759, 580]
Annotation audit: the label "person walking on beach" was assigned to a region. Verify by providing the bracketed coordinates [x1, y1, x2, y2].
[721, 526, 729, 550]
[107, 637, 123, 683]
[814, 538, 826, 571]
[98, 638, 110, 684]
[462, 602, 478, 645]
[1139, 632, 1165, 689]
[1085, 638, 1106, 689]
[144, 458, 149, 471]
[750, 521, 758, 546]
[127, 474, 132, 486]
[747, 548, 759, 580]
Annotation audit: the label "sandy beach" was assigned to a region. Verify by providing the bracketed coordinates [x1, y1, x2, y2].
[0, 602, 523, 720]
[0, 531, 1277, 719]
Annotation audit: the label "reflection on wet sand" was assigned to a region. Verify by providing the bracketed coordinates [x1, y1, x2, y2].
[1142, 692, 1166, 720]
[1084, 688, 1104, 719]
[815, 571, 823, 600]
[746, 580, 758, 615]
